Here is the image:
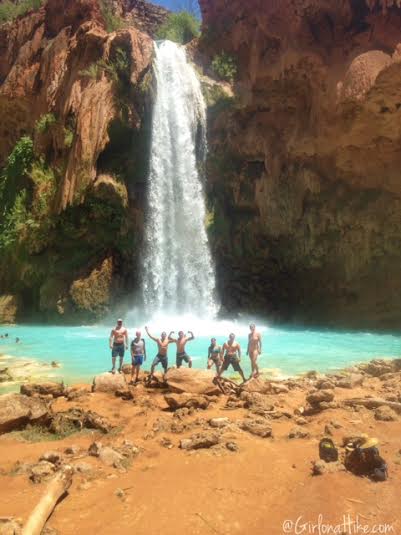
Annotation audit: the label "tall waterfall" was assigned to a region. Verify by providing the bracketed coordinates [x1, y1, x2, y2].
[142, 40, 217, 316]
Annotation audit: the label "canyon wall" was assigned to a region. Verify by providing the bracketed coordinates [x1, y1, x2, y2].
[199, 0, 401, 329]
[0, 0, 166, 322]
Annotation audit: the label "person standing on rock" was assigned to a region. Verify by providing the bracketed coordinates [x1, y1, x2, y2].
[130, 330, 146, 384]
[207, 337, 222, 374]
[146, 326, 175, 379]
[169, 330, 194, 368]
[219, 333, 246, 383]
[247, 324, 262, 378]
[109, 318, 128, 374]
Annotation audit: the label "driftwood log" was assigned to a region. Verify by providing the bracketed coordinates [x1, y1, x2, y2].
[21, 465, 73, 535]
[343, 398, 401, 414]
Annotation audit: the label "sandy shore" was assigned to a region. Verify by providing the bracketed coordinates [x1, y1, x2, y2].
[0, 360, 400, 535]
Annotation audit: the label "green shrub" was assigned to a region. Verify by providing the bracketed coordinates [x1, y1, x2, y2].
[35, 113, 57, 134]
[156, 11, 200, 45]
[79, 62, 100, 80]
[0, 189, 28, 249]
[211, 52, 237, 83]
[81, 48, 129, 86]
[0, 0, 42, 24]
[64, 127, 74, 148]
[0, 136, 34, 211]
[100, 0, 126, 33]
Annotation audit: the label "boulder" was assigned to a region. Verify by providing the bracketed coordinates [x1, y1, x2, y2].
[336, 374, 364, 389]
[164, 393, 210, 411]
[0, 394, 50, 434]
[165, 368, 221, 396]
[179, 432, 220, 450]
[239, 418, 273, 438]
[240, 391, 275, 413]
[20, 382, 65, 398]
[209, 417, 230, 428]
[92, 373, 127, 393]
[375, 406, 398, 421]
[98, 447, 124, 468]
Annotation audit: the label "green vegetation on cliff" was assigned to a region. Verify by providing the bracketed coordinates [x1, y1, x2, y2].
[211, 53, 237, 83]
[156, 11, 200, 45]
[0, 0, 43, 23]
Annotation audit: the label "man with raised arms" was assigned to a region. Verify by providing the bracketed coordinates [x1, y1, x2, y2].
[109, 318, 128, 374]
[145, 326, 175, 379]
[219, 333, 246, 383]
[247, 323, 262, 378]
[169, 330, 194, 368]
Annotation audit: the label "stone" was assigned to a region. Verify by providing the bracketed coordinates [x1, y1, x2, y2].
[241, 377, 271, 394]
[92, 373, 127, 393]
[164, 393, 210, 411]
[316, 379, 335, 390]
[179, 432, 220, 450]
[324, 424, 334, 436]
[20, 382, 65, 398]
[239, 418, 273, 438]
[165, 368, 221, 396]
[88, 442, 103, 457]
[306, 390, 335, 405]
[209, 417, 230, 428]
[271, 384, 289, 394]
[39, 451, 63, 465]
[0, 394, 50, 434]
[240, 392, 275, 412]
[358, 359, 401, 377]
[375, 406, 398, 421]
[73, 462, 94, 475]
[50, 408, 112, 435]
[98, 447, 124, 467]
[30, 461, 56, 483]
[312, 460, 346, 476]
[288, 426, 310, 439]
[0, 295, 20, 323]
[226, 441, 239, 452]
[336, 374, 364, 389]
[295, 417, 308, 425]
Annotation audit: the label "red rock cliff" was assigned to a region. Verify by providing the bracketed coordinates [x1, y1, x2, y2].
[199, 0, 401, 328]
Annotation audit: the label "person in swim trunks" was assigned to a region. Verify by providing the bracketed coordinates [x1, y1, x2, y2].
[219, 333, 246, 383]
[130, 330, 146, 384]
[246, 323, 262, 379]
[207, 337, 222, 374]
[109, 318, 128, 374]
[145, 326, 175, 379]
[169, 330, 194, 368]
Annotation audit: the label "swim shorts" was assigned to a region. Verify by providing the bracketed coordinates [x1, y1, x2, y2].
[152, 353, 168, 371]
[132, 355, 144, 366]
[176, 351, 191, 367]
[221, 355, 241, 372]
[112, 343, 125, 359]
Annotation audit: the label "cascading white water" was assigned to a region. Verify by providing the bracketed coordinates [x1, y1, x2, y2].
[142, 40, 217, 316]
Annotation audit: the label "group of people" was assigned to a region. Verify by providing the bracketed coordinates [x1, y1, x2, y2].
[109, 319, 262, 384]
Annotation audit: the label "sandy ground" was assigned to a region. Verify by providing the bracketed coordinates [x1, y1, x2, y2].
[0, 378, 400, 535]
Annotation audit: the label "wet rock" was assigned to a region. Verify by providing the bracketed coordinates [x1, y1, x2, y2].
[0, 394, 50, 434]
[164, 393, 210, 410]
[165, 368, 221, 396]
[99, 447, 124, 468]
[92, 373, 127, 393]
[375, 406, 398, 421]
[209, 417, 230, 428]
[30, 461, 56, 483]
[336, 374, 364, 389]
[39, 451, 63, 466]
[20, 382, 65, 398]
[312, 460, 345, 476]
[288, 426, 310, 439]
[239, 418, 273, 438]
[226, 441, 239, 452]
[179, 432, 220, 450]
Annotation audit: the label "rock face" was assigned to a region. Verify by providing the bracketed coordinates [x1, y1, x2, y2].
[165, 368, 221, 396]
[199, 0, 401, 328]
[0, 393, 49, 434]
[0, 0, 158, 323]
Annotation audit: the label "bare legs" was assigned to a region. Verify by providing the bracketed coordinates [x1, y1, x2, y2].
[250, 350, 260, 378]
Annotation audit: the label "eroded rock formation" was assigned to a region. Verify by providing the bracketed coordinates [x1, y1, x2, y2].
[199, 0, 401, 328]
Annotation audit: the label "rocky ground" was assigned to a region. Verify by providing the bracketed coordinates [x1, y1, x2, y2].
[0, 359, 400, 534]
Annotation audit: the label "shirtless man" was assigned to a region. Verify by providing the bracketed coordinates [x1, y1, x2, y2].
[247, 324, 262, 378]
[207, 337, 222, 374]
[145, 326, 175, 378]
[130, 330, 146, 384]
[219, 333, 246, 383]
[169, 330, 194, 368]
[109, 318, 128, 374]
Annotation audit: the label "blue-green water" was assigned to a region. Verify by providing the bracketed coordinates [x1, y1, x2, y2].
[1, 317, 400, 386]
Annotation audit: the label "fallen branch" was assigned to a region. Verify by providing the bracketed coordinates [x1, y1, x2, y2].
[21, 465, 73, 535]
[343, 398, 401, 413]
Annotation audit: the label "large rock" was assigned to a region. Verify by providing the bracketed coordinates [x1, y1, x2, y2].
[92, 372, 127, 393]
[164, 393, 210, 411]
[0, 295, 19, 323]
[335, 374, 364, 389]
[20, 382, 65, 398]
[165, 368, 221, 396]
[179, 432, 220, 450]
[239, 418, 273, 438]
[306, 390, 335, 405]
[358, 359, 401, 377]
[0, 394, 49, 434]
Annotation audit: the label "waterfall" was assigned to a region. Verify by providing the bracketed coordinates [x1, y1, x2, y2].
[142, 40, 217, 317]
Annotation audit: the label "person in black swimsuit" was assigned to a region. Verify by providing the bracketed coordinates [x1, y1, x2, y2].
[207, 338, 222, 374]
